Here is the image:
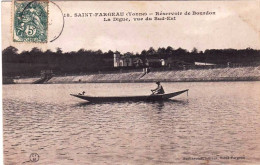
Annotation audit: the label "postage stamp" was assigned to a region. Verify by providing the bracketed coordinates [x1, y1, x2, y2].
[13, 0, 48, 43]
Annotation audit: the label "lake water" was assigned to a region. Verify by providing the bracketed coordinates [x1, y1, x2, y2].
[3, 82, 260, 165]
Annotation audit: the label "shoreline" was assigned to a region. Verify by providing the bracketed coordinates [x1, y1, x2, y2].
[4, 80, 260, 85]
[48, 77, 260, 83]
[10, 66, 260, 84]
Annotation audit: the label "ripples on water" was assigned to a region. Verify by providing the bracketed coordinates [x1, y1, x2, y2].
[3, 82, 260, 165]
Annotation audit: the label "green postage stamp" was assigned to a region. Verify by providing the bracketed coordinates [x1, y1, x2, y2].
[13, 0, 48, 43]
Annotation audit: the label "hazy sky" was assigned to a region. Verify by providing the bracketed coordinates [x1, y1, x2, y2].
[2, 1, 260, 53]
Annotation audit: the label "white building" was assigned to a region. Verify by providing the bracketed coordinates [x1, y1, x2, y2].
[114, 54, 133, 67]
[195, 62, 216, 66]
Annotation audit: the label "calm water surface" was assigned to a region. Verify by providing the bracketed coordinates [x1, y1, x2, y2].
[3, 82, 260, 165]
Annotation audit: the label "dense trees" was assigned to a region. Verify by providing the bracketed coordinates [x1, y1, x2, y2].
[2, 46, 260, 77]
[2, 46, 114, 77]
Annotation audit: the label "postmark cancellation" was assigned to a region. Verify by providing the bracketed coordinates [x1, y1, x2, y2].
[13, 0, 48, 43]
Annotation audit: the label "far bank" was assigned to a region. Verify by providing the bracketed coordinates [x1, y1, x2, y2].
[12, 66, 260, 84]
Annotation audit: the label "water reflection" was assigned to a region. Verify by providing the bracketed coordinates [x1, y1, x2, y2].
[73, 99, 188, 113]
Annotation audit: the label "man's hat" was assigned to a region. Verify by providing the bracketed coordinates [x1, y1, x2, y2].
[156, 81, 160, 84]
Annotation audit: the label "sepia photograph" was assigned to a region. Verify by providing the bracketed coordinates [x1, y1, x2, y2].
[1, 0, 260, 164]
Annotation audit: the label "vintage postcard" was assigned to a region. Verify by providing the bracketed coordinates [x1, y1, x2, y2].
[1, 0, 260, 164]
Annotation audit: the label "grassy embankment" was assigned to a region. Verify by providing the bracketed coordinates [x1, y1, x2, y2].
[14, 66, 260, 84]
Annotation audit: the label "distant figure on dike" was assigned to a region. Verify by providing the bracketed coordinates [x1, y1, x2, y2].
[151, 81, 165, 94]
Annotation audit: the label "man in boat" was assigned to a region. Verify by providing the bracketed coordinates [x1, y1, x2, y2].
[151, 81, 165, 94]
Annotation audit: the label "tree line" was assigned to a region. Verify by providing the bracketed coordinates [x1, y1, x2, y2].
[2, 46, 260, 77]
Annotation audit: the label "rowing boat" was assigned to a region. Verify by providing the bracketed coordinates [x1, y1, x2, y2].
[70, 89, 188, 102]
